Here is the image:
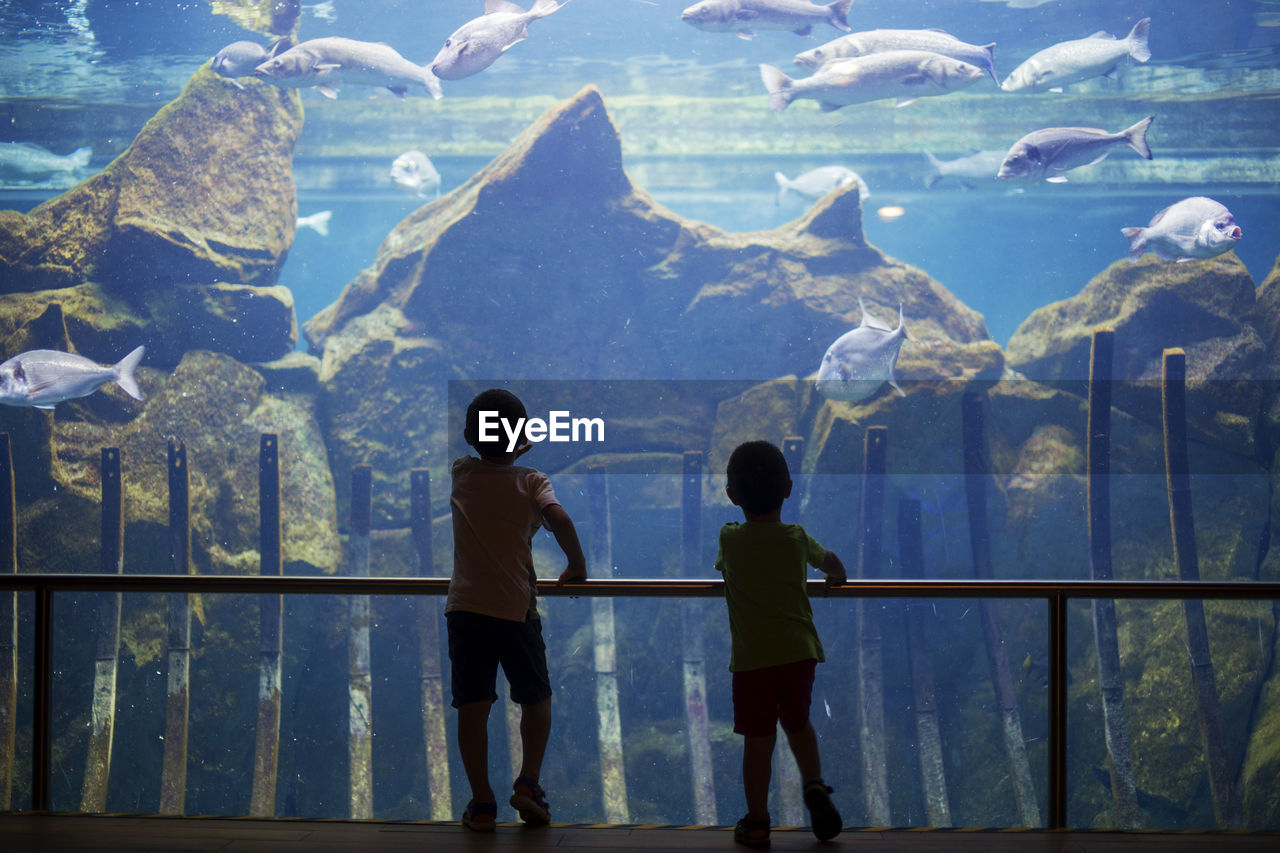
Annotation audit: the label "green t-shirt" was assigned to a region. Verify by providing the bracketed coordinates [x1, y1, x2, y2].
[714, 521, 827, 672]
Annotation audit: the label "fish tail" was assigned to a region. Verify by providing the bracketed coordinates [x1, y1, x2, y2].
[71, 146, 93, 169]
[923, 151, 943, 188]
[311, 210, 332, 236]
[981, 43, 999, 84]
[1121, 226, 1147, 262]
[532, 0, 564, 17]
[828, 0, 853, 32]
[422, 65, 443, 99]
[1124, 115, 1155, 159]
[759, 64, 793, 112]
[774, 172, 791, 205]
[113, 345, 146, 402]
[1128, 18, 1152, 63]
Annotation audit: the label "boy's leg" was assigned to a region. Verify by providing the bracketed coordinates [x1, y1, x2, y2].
[517, 697, 552, 782]
[457, 699, 496, 805]
[742, 732, 776, 821]
[782, 721, 821, 781]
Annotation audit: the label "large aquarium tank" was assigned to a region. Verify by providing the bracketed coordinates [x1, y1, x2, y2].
[1, 0, 1278, 834]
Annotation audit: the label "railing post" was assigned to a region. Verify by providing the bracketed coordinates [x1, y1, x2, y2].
[160, 438, 192, 815]
[411, 469, 451, 820]
[680, 450, 717, 825]
[347, 465, 374, 820]
[0, 433, 16, 811]
[857, 426, 890, 826]
[1048, 592, 1067, 829]
[588, 463, 629, 823]
[251, 434, 283, 817]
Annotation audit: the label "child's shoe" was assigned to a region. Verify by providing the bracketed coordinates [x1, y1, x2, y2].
[510, 775, 551, 825]
[733, 813, 771, 849]
[802, 780, 842, 841]
[461, 800, 497, 832]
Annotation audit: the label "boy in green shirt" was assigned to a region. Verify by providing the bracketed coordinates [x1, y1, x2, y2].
[715, 440, 846, 848]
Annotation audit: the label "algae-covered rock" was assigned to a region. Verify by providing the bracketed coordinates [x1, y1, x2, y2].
[0, 64, 302, 293]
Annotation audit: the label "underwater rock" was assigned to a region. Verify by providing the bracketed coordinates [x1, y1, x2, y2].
[0, 64, 302, 293]
[1005, 252, 1268, 459]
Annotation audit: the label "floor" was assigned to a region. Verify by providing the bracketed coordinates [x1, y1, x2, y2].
[1, 815, 1278, 852]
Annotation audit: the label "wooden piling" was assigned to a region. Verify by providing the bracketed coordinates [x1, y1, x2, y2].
[0, 434, 16, 810]
[898, 499, 952, 827]
[160, 439, 192, 815]
[410, 469, 451, 820]
[856, 427, 890, 826]
[680, 451, 717, 825]
[1086, 330, 1140, 828]
[80, 448, 123, 813]
[347, 465, 374, 819]
[251, 435, 283, 817]
[588, 464, 629, 823]
[961, 393, 1041, 827]
[1161, 349, 1242, 829]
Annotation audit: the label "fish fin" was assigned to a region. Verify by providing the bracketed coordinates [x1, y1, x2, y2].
[113, 345, 146, 402]
[736, 29, 755, 41]
[502, 27, 530, 50]
[267, 37, 292, 58]
[890, 379, 905, 398]
[1046, 175, 1069, 183]
[1048, 86, 1064, 93]
[228, 78, 246, 91]
[318, 85, 340, 98]
[759, 64, 792, 111]
[792, 25, 812, 36]
[1128, 17, 1152, 62]
[1175, 257, 1194, 263]
[1088, 31, 1113, 39]
[1086, 151, 1111, 167]
[774, 172, 790, 205]
[829, 0, 852, 32]
[315, 62, 341, 72]
[1125, 115, 1155, 159]
[858, 299, 893, 332]
[1103, 68, 1117, 80]
[387, 85, 408, 98]
[819, 100, 845, 112]
[487, 0, 526, 14]
[35, 404, 56, 411]
[894, 97, 918, 108]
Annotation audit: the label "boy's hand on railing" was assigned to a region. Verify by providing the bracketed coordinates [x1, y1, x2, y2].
[557, 563, 587, 586]
[822, 551, 847, 594]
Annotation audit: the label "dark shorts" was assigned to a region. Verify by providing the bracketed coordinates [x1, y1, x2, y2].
[731, 658, 817, 737]
[446, 609, 552, 708]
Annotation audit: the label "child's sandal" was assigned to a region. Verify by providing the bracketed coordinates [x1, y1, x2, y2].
[802, 780, 842, 841]
[733, 814, 771, 849]
[461, 799, 497, 832]
[510, 774, 551, 825]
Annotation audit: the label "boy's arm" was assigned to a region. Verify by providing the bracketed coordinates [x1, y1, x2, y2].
[543, 503, 588, 584]
[821, 550, 847, 588]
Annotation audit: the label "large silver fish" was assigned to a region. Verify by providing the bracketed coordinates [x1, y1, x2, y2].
[253, 37, 443, 100]
[922, 150, 1005, 188]
[681, 0, 852, 40]
[390, 150, 442, 198]
[795, 28, 998, 85]
[815, 300, 907, 403]
[775, 165, 868, 204]
[761, 50, 984, 112]
[430, 0, 566, 81]
[0, 347, 145, 410]
[0, 142, 92, 180]
[1001, 18, 1150, 93]
[996, 116, 1154, 183]
[1121, 197, 1242, 263]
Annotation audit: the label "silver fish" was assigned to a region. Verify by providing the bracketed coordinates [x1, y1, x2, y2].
[296, 210, 332, 236]
[922, 150, 1005, 188]
[996, 116, 1154, 183]
[0, 347, 145, 410]
[681, 0, 852, 40]
[1121, 197, 1242, 263]
[761, 50, 984, 112]
[775, 166, 868, 204]
[254, 37, 443, 100]
[796, 28, 998, 85]
[1001, 18, 1151, 93]
[0, 142, 92, 180]
[390, 150, 442, 198]
[815, 299, 907, 403]
[212, 41, 271, 80]
[430, 0, 566, 82]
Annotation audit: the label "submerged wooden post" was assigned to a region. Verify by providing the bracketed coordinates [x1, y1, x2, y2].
[961, 393, 1041, 827]
[680, 451, 717, 825]
[347, 465, 374, 819]
[411, 469, 451, 820]
[1086, 330, 1140, 828]
[160, 439, 192, 815]
[898, 499, 951, 827]
[588, 464, 629, 823]
[856, 427, 890, 826]
[251, 434, 283, 817]
[1161, 349, 1241, 829]
[0, 434, 16, 811]
[81, 448, 123, 813]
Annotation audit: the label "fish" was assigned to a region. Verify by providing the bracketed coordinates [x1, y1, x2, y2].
[430, 0, 567, 82]
[212, 41, 278, 84]
[1000, 18, 1151, 93]
[296, 210, 332, 236]
[996, 116, 1154, 183]
[680, 0, 852, 40]
[922, 149, 1005, 188]
[815, 299, 907, 403]
[0, 346, 145, 410]
[761, 50, 984, 112]
[254, 37, 443, 100]
[1120, 196, 1242, 263]
[0, 142, 92, 181]
[775, 166, 868, 205]
[390, 150, 442, 198]
[795, 29, 999, 85]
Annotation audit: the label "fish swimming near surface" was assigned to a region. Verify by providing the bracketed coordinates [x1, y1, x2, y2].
[390, 150, 442, 197]
[430, 0, 566, 81]
[1001, 18, 1151, 93]
[681, 0, 853, 40]
[761, 50, 984, 112]
[254, 37, 443, 99]
[775, 166, 868, 204]
[1121, 196, 1242, 263]
[922, 150, 1005, 188]
[996, 116, 1154, 182]
[795, 28, 999, 85]
[0, 142, 92, 182]
[0, 347, 145, 410]
[296, 210, 332, 236]
[815, 299, 908, 403]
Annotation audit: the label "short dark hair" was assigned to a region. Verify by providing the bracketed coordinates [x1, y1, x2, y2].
[726, 441, 791, 515]
[465, 388, 527, 458]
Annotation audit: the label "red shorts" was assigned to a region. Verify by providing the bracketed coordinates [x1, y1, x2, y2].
[731, 658, 817, 737]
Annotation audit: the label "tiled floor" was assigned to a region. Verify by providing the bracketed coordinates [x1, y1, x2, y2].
[1, 815, 1278, 852]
